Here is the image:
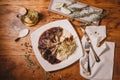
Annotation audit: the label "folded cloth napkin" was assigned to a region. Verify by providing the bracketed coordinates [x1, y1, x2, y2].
[79, 26, 115, 80]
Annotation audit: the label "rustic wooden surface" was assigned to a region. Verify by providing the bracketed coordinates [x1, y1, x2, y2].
[0, 0, 120, 80]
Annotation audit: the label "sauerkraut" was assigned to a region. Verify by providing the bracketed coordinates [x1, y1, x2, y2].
[56, 37, 77, 61]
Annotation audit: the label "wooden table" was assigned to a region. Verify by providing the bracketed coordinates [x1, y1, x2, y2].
[0, 0, 120, 80]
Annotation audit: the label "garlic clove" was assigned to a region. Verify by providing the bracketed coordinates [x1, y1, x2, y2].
[61, 7, 71, 15]
[55, 2, 65, 9]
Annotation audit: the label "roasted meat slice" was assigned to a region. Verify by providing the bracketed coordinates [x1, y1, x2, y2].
[48, 55, 60, 64]
[43, 49, 52, 60]
[38, 27, 63, 64]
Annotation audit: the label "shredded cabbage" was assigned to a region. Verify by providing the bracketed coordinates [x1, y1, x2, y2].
[56, 39, 77, 61]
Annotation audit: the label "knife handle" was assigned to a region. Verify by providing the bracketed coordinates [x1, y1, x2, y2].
[93, 50, 100, 62]
[90, 43, 100, 62]
[87, 53, 91, 75]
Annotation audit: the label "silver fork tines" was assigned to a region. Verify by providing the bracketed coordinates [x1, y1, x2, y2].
[85, 41, 90, 52]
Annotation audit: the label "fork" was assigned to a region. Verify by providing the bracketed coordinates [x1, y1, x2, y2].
[85, 41, 91, 75]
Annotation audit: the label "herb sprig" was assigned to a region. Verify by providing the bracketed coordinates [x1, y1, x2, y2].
[72, 10, 100, 18]
[79, 11, 106, 27]
[57, 1, 106, 26]
[70, 5, 89, 13]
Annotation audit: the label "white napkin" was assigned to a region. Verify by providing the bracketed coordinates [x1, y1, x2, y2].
[79, 26, 115, 80]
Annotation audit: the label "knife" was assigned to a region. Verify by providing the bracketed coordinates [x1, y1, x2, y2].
[80, 27, 100, 62]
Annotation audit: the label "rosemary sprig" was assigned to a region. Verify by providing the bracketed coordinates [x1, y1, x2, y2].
[70, 7, 81, 12]
[79, 11, 106, 27]
[80, 22, 93, 27]
[70, 5, 89, 12]
[72, 10, 100, 18]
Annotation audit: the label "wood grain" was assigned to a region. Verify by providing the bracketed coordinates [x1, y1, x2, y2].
[0, 0, 120, 80]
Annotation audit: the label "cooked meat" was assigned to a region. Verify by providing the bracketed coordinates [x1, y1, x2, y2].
[38, 27, 63, 64]
[43, 49, 52, 60]
[48, 55, 60, 64]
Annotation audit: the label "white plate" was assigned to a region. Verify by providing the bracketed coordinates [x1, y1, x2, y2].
[30, 20, 83, 71]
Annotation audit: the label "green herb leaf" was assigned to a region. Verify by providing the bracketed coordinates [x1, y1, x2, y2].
[25, 54, 35, 66]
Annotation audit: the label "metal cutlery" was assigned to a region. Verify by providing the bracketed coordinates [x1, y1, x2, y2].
[89, 42, 100, 62]
[80, 27, 100, 62]
[85, 41, 91, 75]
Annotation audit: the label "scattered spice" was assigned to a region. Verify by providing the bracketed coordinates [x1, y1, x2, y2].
[36, 65, 40, 70]
[24, 53, 41, 73]
[24, 42, 29, 47]
[25, 54, 35, 66]
[27, 48, 32, 53]
[20, 42, 41, 73]
[21, 49, 25, 51]
[21, 43, 24, 46]
[21, 42, 33, 53]
[51, 17, 64, 21]
[29, 45, 32, 48]
[59, 75, 62, 80]
[32, 69, 35, 73]
[62, 73, 71, 79]
[25, 64, 32, 70]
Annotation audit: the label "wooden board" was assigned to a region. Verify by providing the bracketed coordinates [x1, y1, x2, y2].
[48, 0, 103, 25]
[0, 0, 120, 80]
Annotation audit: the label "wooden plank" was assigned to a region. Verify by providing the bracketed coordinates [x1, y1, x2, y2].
[0, 0, 120, 80]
